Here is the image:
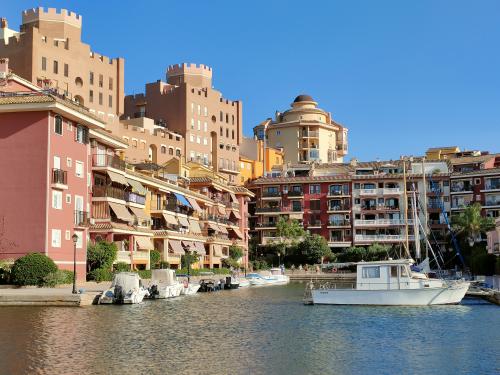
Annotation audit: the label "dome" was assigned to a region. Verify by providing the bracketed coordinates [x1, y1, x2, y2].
[293, 94, 314, 103]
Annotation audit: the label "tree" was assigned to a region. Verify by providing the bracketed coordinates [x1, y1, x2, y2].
[149, 249, 161, 269]
[297, 234, 331, 264]
[87, 241, 117, 273]
[274, 217, 305, 256]
[366, 243, 391, 261]
[452, 203, 495, 246]
[181, 252, 199, 269]
[229, 245, 244, 260]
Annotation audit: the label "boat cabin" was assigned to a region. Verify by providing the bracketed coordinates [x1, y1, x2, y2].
[356, 259, 420, 290]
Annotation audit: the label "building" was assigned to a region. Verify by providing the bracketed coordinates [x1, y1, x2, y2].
[0, 8, 124, 123]
[426, 146, 461, 160]
[253, 94, 348, 165]
[239, 137, 284, 184]
[486, 218, 500, 255]
[123, 63, 242, 183]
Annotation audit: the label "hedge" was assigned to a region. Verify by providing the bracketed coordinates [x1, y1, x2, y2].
[11, 253, 58, 286]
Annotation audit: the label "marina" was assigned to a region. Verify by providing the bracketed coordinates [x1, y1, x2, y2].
[0, 283, 498, 375]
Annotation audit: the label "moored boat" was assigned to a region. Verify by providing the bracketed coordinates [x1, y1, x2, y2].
[147, 269, 183, 299]
[99, 272, 149, 304]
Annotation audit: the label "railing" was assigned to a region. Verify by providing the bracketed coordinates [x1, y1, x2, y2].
[328, 189, 349, 196]
[355, 234, 414, 242]
[256, 222, 277, 228]
[308, 221, 322, 227]
[354, 219, 411, 226]
[52, 168, 67, 185]
[328, 205, 351, 211]
[428, 219, 446, 225]
[485, 198, 500, 207]
[302, 131, 319, 137]
[428, 202, 442, 209]
[450, 184, 473, 193]
[125, 191, 146, 205]
[93, 185, 126, 200]
[255, 207, 281, 213]
[383, 188, 401, 194]
[329, 237, 352, 243]
[360, 188, 377, 195]
[74, 210, 88, 226]
[451, 201, 472, 209]
[262, 191, 281, 197]
[287, 190, 303, 197]
[92, 154, 126, 171]
[328, 220, 350, 226]
[485, 181, 500, 190]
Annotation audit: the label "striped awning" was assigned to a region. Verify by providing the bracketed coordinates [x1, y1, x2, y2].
[127, 178, 147, 195]
[108, 202, 134, 222]
[136, 237, 153, 250]
[163, 213, 178, 226]
[193, 241, 206, 254]
[218, 225, 228, 234]
[189, 219, 202, 234]
[230, 227, 244, 239]
[168, 240, 184, 255]
[129, 206, 150, 221]
[208, 222, 220, 232]
[182, 241, 195, 251]
[107, 170, 127, 186]
[230, 192, 238, 202]
[186, 197, 202, 211]
[174, 193, 192, 208]
[177, 216, 190, 227]
[213, 245, 223, 257]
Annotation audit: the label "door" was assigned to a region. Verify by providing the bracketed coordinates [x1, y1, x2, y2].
[53, 156, 60, 170]
[96, 145, 106, 166]
[75, 195, 84, 225]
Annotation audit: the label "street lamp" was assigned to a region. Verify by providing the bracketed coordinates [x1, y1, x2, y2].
[185, 244, 191, 282]
[277, 252, 281, 267]
[71, 233, 79, 294]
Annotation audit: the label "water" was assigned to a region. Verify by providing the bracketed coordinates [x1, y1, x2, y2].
[0, 283, 499, 375]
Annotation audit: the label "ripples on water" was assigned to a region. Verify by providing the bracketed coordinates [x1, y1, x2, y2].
[0, 283, 499, 375]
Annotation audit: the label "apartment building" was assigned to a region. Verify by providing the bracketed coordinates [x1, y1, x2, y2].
[239, 137, 284, 184]
[0, 8, 124, 123]
[123, 63, 242, 183]
[253, 94, 348, 164]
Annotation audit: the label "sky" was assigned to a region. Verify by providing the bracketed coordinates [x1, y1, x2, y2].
[3, 1, 500, 161]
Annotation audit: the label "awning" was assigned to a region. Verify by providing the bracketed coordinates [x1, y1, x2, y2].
[177, 216, 190, 227]
[129, 206, 150, 221]
[136, 237, 154, 250]
[174, 193, 192, 208]
[168, 240, 184, 255]
[289, 213, 303, 220]
[186, 197, 202, 211]
[182, 241, 194, 251]
[163, 213, 178, 226]
[230, 192, 238, 202]
[189, 219, 202, 234]
[194, 241, 206, 254]
[218, 225, 228, 234]
[213, 245, 223, 257]
[127, 178, 147, 195]
[208, 222, 220, 232]
[231, 210, 241, 220]
[109, 202, 134, 222]
[230, 227, 244, 239]
[107, 170, 128, 186]
[217, 206, 226, 215]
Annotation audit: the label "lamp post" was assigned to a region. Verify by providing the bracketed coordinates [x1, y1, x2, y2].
[71, 233, 78, 294]
[185, 244, 191, 282]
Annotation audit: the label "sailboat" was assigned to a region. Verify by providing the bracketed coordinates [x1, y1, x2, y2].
[305, 158, 470, 306]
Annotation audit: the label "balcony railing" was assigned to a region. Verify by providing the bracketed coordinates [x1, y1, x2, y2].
[287, 190, 303, 197]
[355, 234, 414, 242]
[329, 237, 352, 243]
[301, 131, 319, 138]
[308, 221, 322, 227]
[255, 207, 281, 213]
[262, 191, 281, 197]
[451, 184, 473, 193]
[92, 154, 126, 171]
[354, 219, 411, 226]
[256, 222, 277, 228]
[360, 188, 377, 195]
[485, 181, 500, 190]
[485, 198, 500, 207]
[383, 188, 401, 194]
[328, 205, 351, 211]
[93, 185, 126, 200]
[328, 220, 350, 226]
[52, 168, 67, 185]
[428, 219, 446, 225]
[74, 210, 88, 227]
[125, 191, 146, 205]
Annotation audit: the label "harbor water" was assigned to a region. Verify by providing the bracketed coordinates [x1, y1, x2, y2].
[0, 283, 498, 375]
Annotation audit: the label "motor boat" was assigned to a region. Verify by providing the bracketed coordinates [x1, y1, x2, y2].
[199, 279, 220, 292]
[266, 268, 290, 284]
[305, 259, 470, 306]
[147, 269, 183, 299]
[99, 272, 149, 304]
[176, 275, 201, 295]
[238, 278, 250, 288]
[223, 276, 240, 290]
[246, 273, 270, 286]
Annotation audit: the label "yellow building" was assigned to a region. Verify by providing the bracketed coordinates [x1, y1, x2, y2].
[426, 146, 461, 160]
[239, 138, 284, 184]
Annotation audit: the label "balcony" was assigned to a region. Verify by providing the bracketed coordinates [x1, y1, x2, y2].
[262, 191, 282, 198]
[429, 219, 447, 226]
[428, 202, 442, 210]
[125, 191, 146, 206]
[360, 188, 377, 195]
[328, 205, 351, 211]
[328, 237, 352, 247]
[116, 250, 150, 264]
[327, 220, 350, 227]
[485, 197, 500, 207]
[383, 188, 401, 195]
[355, 234, 414, 243]
[327, 189, 349, 197]
[74, 210, 88, 227]
[51, 168, 68, 189]
[484, 180, 500, 191]
[354, 219, 410, 226]
[301, 131, 319, 138]
[92, 154, 126, 171]
[308, 221, 322, 227]
[93, 185, 126, 201]
[255, 207, 281, 213]
[287, 190, 304, 197]
[450, 183, 473, 193]
[256, 222, 277, 228]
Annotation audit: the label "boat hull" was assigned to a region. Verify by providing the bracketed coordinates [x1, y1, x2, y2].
[312, 282, 470, 306]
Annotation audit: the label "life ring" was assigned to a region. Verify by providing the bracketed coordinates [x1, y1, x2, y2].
[183, 280, 189, 288]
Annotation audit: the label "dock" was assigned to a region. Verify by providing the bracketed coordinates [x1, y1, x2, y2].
[0, 287, 102, 307]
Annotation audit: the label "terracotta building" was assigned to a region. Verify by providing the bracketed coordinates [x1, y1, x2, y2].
[0, 7, 124, 123]
[123, 63, 242, 183]
[239, 137, 284, 184]
[253, 95, 348, 165]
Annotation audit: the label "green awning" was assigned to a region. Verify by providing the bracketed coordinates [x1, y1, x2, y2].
[127, 178, 147, 195]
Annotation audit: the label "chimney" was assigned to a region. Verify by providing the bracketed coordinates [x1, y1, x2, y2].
[0, 18, 7, 29]
[0, 58, 9, 76]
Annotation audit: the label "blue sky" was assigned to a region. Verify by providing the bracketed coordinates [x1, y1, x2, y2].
[3, 1, 500, 160]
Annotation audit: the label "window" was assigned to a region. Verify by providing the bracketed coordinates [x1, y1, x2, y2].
[65, 230, 71, 241]
[220, 111, 223, 122]
[203, 137, 208, 145]
[191, 102, 194, 113]
[51, 229, 61, 248]
[362, 266, 380, 278]
[168, 147, 173, 155]
[74, 231, 83, 249]
[89, 90, 93, 103]
[310, 200, 321, 211]
[98, 74, 103, 88]
[309, 185, 321, 194]
[89, 72, 94, 85]
[197, 136, 201, 144]
[52, 190, 62, 209]
[391, 266, 398, 277]
[292, 201, 302, 212]
[276, 130, 281, 136]
[220, 127, 223, 136]
[204, 122, 208, 132]
[66, 157, 72, 167]
[203, 106, 208, 116]
[41, 57, 47, 71]
[53, 60, 58, 74]
[132, 139, 138, 147]
[226, 128, 229, 138]
[75, 125, 88, 144]
[99, 92, 103, 105]
[65, 194, 71, 204]
[64, 63, 68, 77]
[54, 116, 63, 135]
[75, 161, 84, 178]
[109, 77, 113, 90]
[232, 115, 235, 125]
[176, 149, 181, 157]
[197, 104, 201, 115]
[108, 95, 113, 108]
[226, 114, 229, 123]
[190, 151, 195, 161]
[197, 120, 201, 130]
[161, 146, 166, 154]
[190, 134, 194, 142]
[232, 130, 235, 139]
[191, 118, 195, 129]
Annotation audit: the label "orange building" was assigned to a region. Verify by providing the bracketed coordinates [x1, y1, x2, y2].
[239, 137, 284, 183]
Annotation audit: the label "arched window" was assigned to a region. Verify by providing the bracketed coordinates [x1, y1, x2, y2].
[161, 146, 167, 154]
[169, 147, 174, 155]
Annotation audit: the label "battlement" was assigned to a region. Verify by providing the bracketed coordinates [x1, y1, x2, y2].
[22, 7, 82, 28]
[167, 63, 212, 78]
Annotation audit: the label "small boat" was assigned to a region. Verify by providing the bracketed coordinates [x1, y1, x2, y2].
[223, 276, 240, 290]
[99, 272, 149, 304]
[147, 269, 183, 299]
[176, 275, 201, 295]
[306, 259, 470, 306]
[266, 268, 290, 284]
[246, 273, 269, 286]
[238, 278, 250, 288]
[199, 279, 220, 292]
[466, 281, 495, 297]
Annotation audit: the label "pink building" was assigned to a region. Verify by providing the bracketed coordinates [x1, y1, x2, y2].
[0, 59, 106, 279]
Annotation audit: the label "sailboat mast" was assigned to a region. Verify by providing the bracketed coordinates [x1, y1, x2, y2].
[421, 158, 429, 259]
[402, 158, 410, 257]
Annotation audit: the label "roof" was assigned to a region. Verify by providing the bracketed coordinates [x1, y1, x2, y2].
[448, 154, 498, 165]
[451, 167, 500, 178]
[293, 94, 315, 103]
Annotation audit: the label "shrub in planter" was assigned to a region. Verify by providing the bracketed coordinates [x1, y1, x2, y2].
[42, 270, 74, 287]
[150, 250, 161, 269]
[137, 270, 151, 279]
[88, 267, 113, 282]
[158, 261, 170, 269]
[11, 253, 58, 286]
[114, 262, 130, 272]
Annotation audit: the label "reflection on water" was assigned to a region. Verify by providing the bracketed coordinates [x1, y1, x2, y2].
[0, 283, 498, 375]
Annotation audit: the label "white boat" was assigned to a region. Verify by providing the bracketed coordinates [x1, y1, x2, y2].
[265, 268, 290, 284]
[307, 259, 470, 306]
[237, 278, 250, 288]
[148, 269, 183, 299]
[99, 272, 149, 304]
[246, 273, 269, 286]
[177, 275, 201, 295]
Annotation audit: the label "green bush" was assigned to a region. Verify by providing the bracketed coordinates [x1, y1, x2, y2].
[11, 253, 58, 286]
[114, 262, 130, 272]
[250, 260, 269, 271]
[137, 270, 152, 279]
[229, 245, 244, 260]
[222, 257, 240, 269]
[158, 261, 170, 269]
[0, 259, 14, 284]
[150, 250, 161, 269]
[87, 241, 117, 272]
[42, 270, 74, 287]
[174, 267, 231, 276]
[88, 267, 113, 282]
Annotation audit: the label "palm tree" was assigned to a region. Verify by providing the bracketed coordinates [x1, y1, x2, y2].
[452, 203, 495, 247]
